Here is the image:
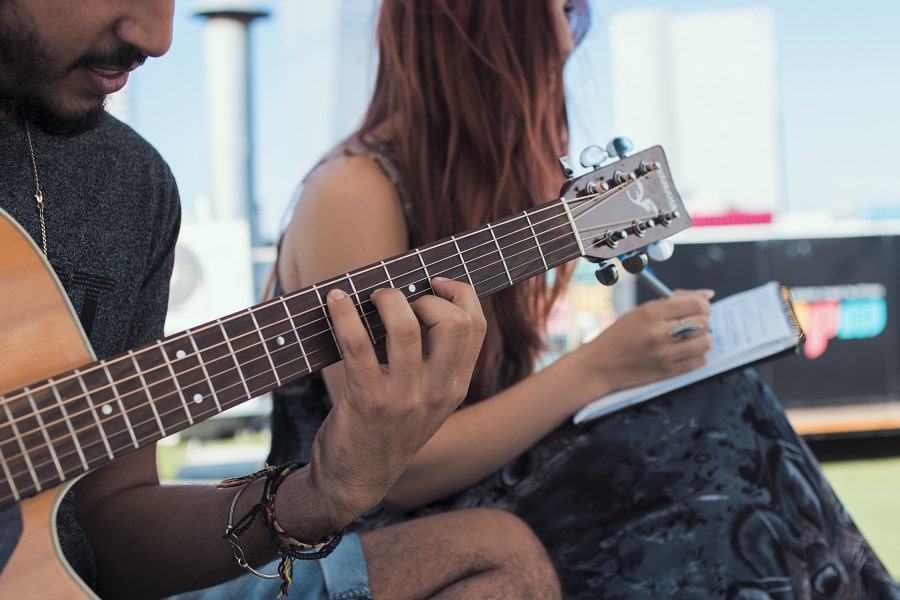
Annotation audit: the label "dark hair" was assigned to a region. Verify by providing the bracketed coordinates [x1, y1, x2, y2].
[359, 0, 590, 402]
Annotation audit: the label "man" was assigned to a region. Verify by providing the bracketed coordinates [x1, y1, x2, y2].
[0, 2, 561, 598]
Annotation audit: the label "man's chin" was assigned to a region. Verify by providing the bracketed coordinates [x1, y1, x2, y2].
[20, 96, 108, 137]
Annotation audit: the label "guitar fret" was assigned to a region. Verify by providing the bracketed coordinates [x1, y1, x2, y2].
[281, 288, 342, 376]
[450, 236, 475, 286]
[218, 321, 252, 400]
[279, 297, 312, 375]
[75, 369, 114, 461]
[0, 432, 20, 502]
[489, 214, 549, 283]
[529, 202, 582, 267]
[313, 286, 340, 359]
[49, 382, 89, 472]
[415, 249, 433, 284]
[250, 310, 282, 388]
[1, 397, 40, 492]
[191, 323, 248, 411]
[384, 254, 429, 297]
[381, 261, 393, 287]
[82, 364, 137, 456]
[187, 332, 223, 413]
[345, 274, 377, 346]
[101, 363, 140, 450]
[135, 344, 198, 436]
[560, 198, 586, 256]
[128, 351, 166, 438]
[217, 313, 277, 399]
[453, 228, 507, 296]
[158, 342, 196, 427]
[251, 301, 306, 384]
[486, 223, 514, 286]
[24, 386, 64, 482]
[524, 212, 549, 272]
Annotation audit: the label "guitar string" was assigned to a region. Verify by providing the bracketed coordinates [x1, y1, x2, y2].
[0, 185, 667, 497]
[0, 193, 600, 446]
[0, 177, 672, 493]
[3, 188, 605, 411]
[0, 195, 617, 497]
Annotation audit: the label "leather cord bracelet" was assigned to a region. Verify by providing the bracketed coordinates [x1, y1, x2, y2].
[218, 461, 345, 597]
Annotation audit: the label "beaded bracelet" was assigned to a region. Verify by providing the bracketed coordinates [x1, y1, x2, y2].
[218, 461, 345, 597]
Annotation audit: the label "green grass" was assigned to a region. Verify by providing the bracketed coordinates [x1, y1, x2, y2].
[821, 457, 900, 579]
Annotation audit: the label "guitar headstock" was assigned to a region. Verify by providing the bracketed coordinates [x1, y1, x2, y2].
[557, 144, 690, 282]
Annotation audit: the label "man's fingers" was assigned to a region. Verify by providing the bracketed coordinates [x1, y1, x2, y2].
[368, 287, 423, 380]
[326, 287, 382, 383]
[427, 278, 487, 348]
[408, 280, 486, 400]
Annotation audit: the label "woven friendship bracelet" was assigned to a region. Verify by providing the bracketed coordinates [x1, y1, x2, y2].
[259, 462, 345, 561]
[218, 461, 344, 597]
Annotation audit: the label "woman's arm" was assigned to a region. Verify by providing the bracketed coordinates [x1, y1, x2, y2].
[281, 155, 713, 512]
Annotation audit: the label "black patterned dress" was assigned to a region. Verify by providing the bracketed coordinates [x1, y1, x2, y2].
[269, 137, 900, 600]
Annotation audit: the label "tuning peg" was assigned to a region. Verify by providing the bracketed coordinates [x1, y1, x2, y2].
[579, 145, 609, 169]
[557, 155, 575, 179]
[621, 252, 648, 274]
[606, 136, 633, 159]
[603, 229, 628, 249]
[657, 209, 681, 227]
[646, 240, 675, 262]
[632, 218, 655, 237]
[594, 262, 619, 286]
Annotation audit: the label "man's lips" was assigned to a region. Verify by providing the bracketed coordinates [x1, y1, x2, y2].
[81, 64, 137, 95]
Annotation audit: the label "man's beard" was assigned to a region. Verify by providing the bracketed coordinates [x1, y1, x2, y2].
[11, 91, 108, 137]
[0, 3, 142, 136]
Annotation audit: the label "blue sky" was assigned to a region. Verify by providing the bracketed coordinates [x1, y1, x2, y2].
[128, 0, 900, 242]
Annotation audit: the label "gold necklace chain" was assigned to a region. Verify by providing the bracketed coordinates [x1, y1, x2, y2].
[23, 121, 47, 257]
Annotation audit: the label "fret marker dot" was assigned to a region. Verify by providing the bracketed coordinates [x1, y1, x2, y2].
[277, 336, 285, 346]
[176, 349, 186, 359]
[408, 284, 417, 293]
[101, 404, 113, 416]
[193, 393, 204, 404]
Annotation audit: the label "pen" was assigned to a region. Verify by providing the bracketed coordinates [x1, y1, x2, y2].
[637, 269, 675, 298]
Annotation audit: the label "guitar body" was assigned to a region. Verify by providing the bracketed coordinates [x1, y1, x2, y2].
[0, 213, 96, 597]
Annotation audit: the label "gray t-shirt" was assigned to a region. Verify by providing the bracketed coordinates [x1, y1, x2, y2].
[0, 112, 181, 590]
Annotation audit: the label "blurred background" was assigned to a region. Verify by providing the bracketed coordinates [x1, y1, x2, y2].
[105, 0, 898, 576]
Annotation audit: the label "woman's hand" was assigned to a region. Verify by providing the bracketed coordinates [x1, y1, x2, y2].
[570, 289, 714, 395]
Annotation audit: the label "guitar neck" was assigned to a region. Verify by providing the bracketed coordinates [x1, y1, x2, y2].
[0, 145, 687, 509]
[0, 197, 582, 508]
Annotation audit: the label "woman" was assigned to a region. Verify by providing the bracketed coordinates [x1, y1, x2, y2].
[269, 1, 899, 597]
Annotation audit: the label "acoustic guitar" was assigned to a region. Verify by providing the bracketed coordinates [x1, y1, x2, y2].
[0, 146, 689, 596]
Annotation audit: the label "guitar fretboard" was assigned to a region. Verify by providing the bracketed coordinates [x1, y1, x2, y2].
[0, 196, 584, 508]
[0, 147, 686, 510]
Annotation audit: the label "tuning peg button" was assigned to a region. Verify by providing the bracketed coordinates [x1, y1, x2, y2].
[579, 145, 609, 169]
[558, 156, 575, 179]
[594, 262, 619, 286]
[621, 252, 648, 274]
[647, 240, 675, 262]
[606, 136, 634, 159]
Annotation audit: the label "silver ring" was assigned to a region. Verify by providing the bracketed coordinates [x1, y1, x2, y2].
[668, 322, 702, 339]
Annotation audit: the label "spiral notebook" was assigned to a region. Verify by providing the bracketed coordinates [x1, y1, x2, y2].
[573, 281, 805, 426]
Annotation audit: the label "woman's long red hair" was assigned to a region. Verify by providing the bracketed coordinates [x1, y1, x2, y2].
[358, 0, 590, 402]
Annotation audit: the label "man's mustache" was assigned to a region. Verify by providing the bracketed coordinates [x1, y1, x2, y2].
[73, 44, 148, 72]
